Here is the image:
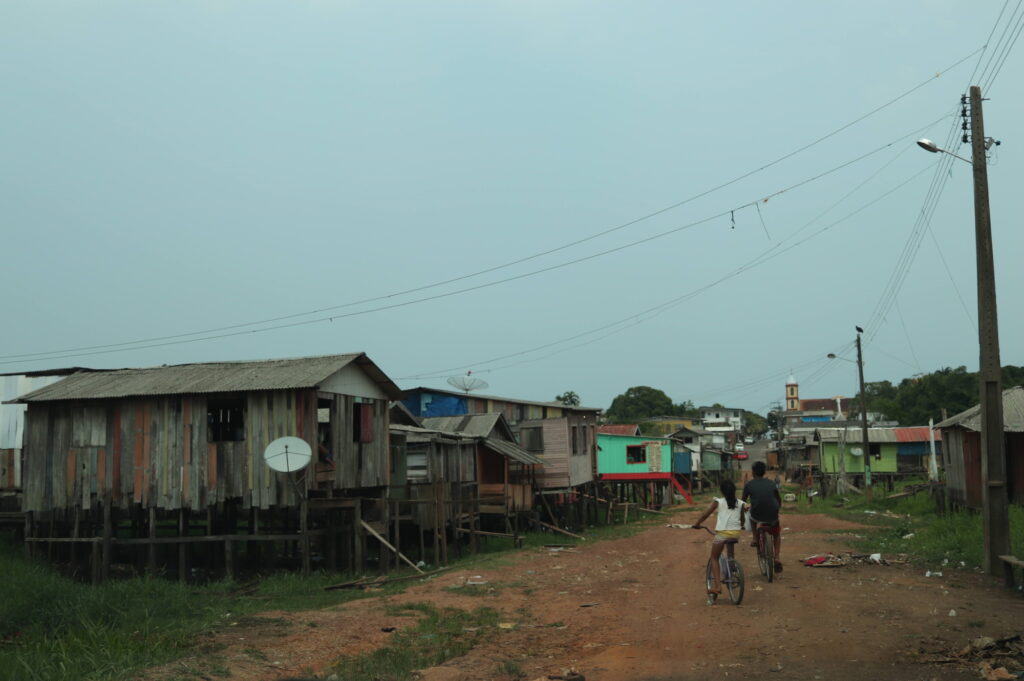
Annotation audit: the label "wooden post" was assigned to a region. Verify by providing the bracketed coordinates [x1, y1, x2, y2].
[300, 499, 311, 576]
[224, 537, 234, 581]
[327, 509, 338, 572]
[379, 491, 389, 574]
[70, 507, 81, 572]
[393, 501, 402, 566]
[91, 538, 101, 585]
[178, 509, 187, 584]
[353, 501, 364, 572]
[147, 507, 157, 576]
[102, 498, 113, 582]
[431, 485, 440, 566]
[24, 511, 33, 560]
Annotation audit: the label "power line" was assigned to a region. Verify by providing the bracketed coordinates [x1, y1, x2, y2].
[0, 50, 983, 365]
[0, 121, 941, 368]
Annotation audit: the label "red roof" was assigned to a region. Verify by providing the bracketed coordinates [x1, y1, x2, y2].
[799, 398, 854, 412]
[598, 424, 641, 436]
[894, 427, 941, 442]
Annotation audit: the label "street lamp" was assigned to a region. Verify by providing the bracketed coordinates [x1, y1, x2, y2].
[917, 86, 1009, 579]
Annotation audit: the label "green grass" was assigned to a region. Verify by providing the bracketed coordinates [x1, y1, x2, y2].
[0, 504, 678, 681]
[0, 537, 410, 681]
[786, 481, 1024, 570]
[323, 603, 500, 681]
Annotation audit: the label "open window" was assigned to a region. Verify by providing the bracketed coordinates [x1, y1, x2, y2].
[626, 444, 647, 464]
[208, 398, 245, 442]
[869, 443, 881, 460]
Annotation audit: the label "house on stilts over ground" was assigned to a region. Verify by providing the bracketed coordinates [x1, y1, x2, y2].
[10, 353, 404, 582]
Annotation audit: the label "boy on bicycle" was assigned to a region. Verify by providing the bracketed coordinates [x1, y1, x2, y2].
[742, 461, 783, 572]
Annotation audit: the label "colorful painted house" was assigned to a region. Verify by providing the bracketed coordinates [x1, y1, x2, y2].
[815, 427, 898, 475]
[894, 427, 942, 473]
[596, 432, 692, 501]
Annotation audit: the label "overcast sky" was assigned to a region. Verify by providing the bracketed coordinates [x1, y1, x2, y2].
[2, 2, 1022, 415]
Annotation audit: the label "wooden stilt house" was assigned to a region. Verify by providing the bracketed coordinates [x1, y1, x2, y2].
[10, 353, 403, 580]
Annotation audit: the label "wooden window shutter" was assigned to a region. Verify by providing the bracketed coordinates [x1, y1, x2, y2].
[359, 403, 374, 443]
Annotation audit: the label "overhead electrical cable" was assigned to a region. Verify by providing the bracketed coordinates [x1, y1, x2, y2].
[0, 50, 983, 364]
[0, 122, 942, 368]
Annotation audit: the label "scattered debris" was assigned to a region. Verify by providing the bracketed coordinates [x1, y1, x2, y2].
[666, 523, 689, 529]
[802, 554, 845, 567]
[579, 602, 599, 608]
[925, 570, 943, 578]
[466, 575, 488, 586]
[949, 609, 957, 617]
[498, 622, 516, 630]
[914, 634, 1024, 678]
[381, 626, 396, 633]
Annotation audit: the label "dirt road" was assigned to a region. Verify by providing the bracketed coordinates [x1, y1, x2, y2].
[146, 508, 1024, 681]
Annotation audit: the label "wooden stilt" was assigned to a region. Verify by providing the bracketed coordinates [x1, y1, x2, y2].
[91, 538, 101, 585]
[353, 502, 364, 572]
[327, 509, 338, 572]
[70, 507, 81, 573]
[224, 537, 234, 581]
[300, 499, 310, 576]
[147, 507, 157, 576]
[178, 509, 187, 584]
[24, 511, 33, 560]
[102, 498, 112, 582]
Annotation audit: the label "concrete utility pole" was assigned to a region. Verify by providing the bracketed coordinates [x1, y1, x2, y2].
[855, 329, 871, 497]
[969, 86, 1010, 579]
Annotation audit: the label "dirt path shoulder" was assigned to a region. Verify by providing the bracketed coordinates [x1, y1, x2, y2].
[142, 511, 1024, 681]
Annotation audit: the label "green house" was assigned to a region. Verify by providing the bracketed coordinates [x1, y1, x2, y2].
[815, 427, 898, 474]
[597, 433, 674, 475]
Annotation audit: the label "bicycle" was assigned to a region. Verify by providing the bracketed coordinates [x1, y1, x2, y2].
[753, 521, 776, 582]
[694, 526, 744, 605]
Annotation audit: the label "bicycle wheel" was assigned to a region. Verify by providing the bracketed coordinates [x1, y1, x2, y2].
[756, 530, 770, 577]
[763, 533, 775, 583]
[705, 559, 717, 604]
[726, 558, 744, 605]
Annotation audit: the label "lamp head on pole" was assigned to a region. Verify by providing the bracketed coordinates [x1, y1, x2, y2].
[827, 353, 837, 359]
[917, 138, 940, 153]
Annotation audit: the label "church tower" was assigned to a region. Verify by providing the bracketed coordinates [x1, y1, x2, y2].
[785, 374, 799, 411]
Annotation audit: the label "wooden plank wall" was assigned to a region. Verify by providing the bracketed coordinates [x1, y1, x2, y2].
[536, 419, 570, 489]
[0, 448, 18, 490]
[327, 396, 389, 490]
[22, 390, 330, 513]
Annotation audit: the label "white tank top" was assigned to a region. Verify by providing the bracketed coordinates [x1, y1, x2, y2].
[714, 497, 745, 531]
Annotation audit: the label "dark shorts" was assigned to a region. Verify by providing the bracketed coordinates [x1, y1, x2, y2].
[750, 516, 781, 536]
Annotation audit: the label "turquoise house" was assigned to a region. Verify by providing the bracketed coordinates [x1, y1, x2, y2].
[815, 427, 898, 475]
[596, 433, 692, 475]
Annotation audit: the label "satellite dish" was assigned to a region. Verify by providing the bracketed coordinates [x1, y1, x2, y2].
[264, 436, 312, 473]
[446, 373, 489, 393]
[850, 447, 864, 457]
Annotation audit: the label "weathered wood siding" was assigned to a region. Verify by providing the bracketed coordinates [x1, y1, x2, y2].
[536, 419, 570, 489]
[325, 396, 390, 489]
[23, 389, 391, 513]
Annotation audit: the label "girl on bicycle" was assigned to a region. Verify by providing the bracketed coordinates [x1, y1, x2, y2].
[692, 479, 747, 597]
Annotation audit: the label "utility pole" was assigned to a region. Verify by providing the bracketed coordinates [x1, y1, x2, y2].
[855, 329, 871, 498]
[969, 85, 1010, 579]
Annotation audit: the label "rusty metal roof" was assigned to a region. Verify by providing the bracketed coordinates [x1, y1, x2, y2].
[422, 413, 509, 439]
[11, 353, 402, 402]
[935, 386, 1024, 432]
[598, 424, 641, 436]
[894, 427, 942, 442]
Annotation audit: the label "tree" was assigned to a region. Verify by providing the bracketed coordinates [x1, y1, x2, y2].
[743, 411, 768, 436]
[606, 386, 675, 423]
[554, 391, 581, 407]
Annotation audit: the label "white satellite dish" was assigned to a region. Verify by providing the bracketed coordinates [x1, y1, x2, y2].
[446, 374, 489, 393]
[264, 436, 312, 473]
[850, 447, 864, 457]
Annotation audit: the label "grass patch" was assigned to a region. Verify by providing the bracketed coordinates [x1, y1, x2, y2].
[323, 603, 499, 681]
[0, 536, 410, 681]
[786, 481, 1024, 570]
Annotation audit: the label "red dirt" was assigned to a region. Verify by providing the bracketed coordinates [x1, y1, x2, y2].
[141, 508, 1024, 681]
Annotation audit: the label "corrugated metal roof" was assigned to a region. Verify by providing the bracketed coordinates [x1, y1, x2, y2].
[894, 427, 942, 442]
[422, 413, 504, 439]
[815, 427, 899, 443]
[935, 386, 1024, 432]
[12, 353, 403, 402]
[482, 438, 543, 465]
[598, 424, 641, 436]
[404, 386, 601, 413]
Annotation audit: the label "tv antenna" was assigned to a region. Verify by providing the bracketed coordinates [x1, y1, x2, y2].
[446, 372, 489, 394]
[263, 436, 313, 473]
